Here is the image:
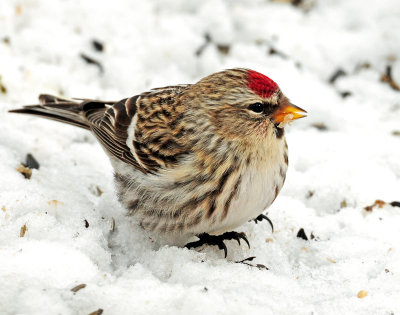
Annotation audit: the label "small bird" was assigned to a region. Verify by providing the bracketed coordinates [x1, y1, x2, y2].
[10, 68, 306, 256]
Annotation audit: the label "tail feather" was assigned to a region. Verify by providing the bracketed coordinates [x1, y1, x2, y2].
[10, 94, 90, 129]
[38, 94, 73, 105]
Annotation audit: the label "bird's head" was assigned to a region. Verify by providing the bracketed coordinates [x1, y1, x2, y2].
[186, 68, 306, 145]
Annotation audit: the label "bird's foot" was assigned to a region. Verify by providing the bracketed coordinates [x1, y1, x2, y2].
[185, 231, 250, 258]
[252, 214, 274, 232]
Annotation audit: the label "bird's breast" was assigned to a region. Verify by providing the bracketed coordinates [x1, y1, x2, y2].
[209, 138, 288, 235]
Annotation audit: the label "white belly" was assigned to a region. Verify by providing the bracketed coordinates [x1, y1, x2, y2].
[209, 161, 286, 235]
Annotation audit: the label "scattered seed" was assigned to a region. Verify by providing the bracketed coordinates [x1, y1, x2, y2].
[296, 228, 308, 241]
[236, 256, 269, 270]
[265, 238, 273, 243]
[16, 154, 40, 179]
[80, 53, 104, 73]
[92, 40, 104, 52]
[237, 256, 256, 263]
[15, 4, 22, 16]
[364, 200, 386, 212]
[255, 264, 269, 270]
[110, 217, 115, 232]
[0, 79, 7, 94]
[88, 309, 103, 315]
[387, 55, 397, 62]
[48, 200, 64, 207]
[89, 185, 103, 196]
[25, 153, 40, 169]
[390, 201, 400, 207]
[2, 37, 10, 44]
[392, 130, 400, 136]
[269, 0, 315, 12]
[84, 219, 89, 228]
[310, 232, 318, 240]
[195, 33, 212, 57]
[340, 199, 348, 208]
[311, 122, 328, 131]
[16, 164, 32, 179]
[268, 47, 288, 59]
[1, 206, 6, 212]
[96, 186, 103, 196]
[329, 68, 347, 84]
[354, 62, 371, 72]
[291, 0, 303, 6]
[340, 91, 352, 98]
[203, 287, 208, 292]
[295, 61, 303, 69]
[381, 65, 400, 91]
[270, 0, 305, 7]
[216, 44, 230, 55]
[327, 257, 336, 264]
[357, 290, 368, 299]
[71, 283, 87, 293]
[306, 191, 314, 199]
[385, 268, 390, 273]
[20, 224, 27, 237]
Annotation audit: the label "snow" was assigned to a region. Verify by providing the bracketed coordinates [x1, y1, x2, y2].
[1, 0, 400, 314]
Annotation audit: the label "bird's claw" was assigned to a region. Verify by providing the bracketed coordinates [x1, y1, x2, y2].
[185, 231, 250, 258]
[252, 214, 274, 232]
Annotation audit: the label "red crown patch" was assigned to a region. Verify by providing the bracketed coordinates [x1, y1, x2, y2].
[247, 70, 278, 98]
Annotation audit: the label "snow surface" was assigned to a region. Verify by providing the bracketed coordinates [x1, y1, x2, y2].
[1, 0, 400, 314]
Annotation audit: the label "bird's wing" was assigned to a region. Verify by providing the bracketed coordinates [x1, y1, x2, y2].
[84, 85, 191, 174]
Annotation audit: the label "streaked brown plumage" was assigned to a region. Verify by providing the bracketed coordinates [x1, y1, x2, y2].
[10, 68, 306, 255]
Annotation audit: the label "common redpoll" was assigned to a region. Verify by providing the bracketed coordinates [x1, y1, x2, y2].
[10, 68, 306, 256]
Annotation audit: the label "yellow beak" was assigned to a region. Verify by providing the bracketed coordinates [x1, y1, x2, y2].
[272, 103, 307, 124]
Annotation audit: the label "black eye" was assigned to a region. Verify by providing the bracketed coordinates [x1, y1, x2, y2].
[248, 102, 264, 113]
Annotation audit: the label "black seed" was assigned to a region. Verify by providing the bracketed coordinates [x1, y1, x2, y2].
[340, 91, 352, 98]
[311, 123, 328, 131]
[92, 39, 104, 52]
[195, 33, 212, 57]
[25, 153, 40, 169]
[268, 47, 287, 59]
[329, 68, 347, 84]
[390, 201, 400, 207]
[296, 228, 308, 241]
[84, 219, 89, 228]
[216, 44, 230, 55]
[291, 0, 303, 6]
[80, 53, 103, 73]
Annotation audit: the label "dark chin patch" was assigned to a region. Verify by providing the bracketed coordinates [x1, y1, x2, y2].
[274, 124, 285, 139]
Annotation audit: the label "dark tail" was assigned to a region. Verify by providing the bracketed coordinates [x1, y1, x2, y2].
[9, 94, 90, 129]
